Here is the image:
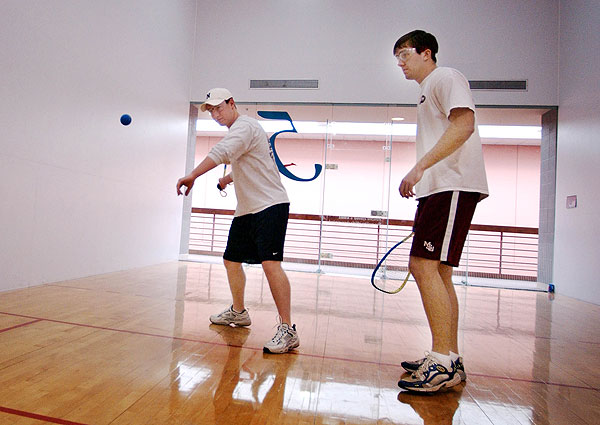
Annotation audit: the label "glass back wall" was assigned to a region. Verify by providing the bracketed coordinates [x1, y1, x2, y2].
[190, 103, 544, 282]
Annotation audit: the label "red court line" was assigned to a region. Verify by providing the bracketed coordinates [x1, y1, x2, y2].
[463, 372, 599, 392]
[579, 340, 600, 345]
[0, 406, 89, 425]
[0, 319, 42, 334]
[0, 310, 598, 393]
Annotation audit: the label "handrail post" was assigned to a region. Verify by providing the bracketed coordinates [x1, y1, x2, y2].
[499, 231, 504, 276]
[210, 213, 216, 253]
[462, 231, 470, 285]
[376, 223, 381, 266]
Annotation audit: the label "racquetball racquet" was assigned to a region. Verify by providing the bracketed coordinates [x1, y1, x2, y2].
[371, 232, 414, 294]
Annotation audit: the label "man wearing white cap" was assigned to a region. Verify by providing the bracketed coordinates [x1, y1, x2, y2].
[176, 88, 299, 354]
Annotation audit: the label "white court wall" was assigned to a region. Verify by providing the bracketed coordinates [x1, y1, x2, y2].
[191, 0, 559, 106]
[0, 1, 197, 291]
[4, 0, 597, 307]
[554, 1, 600, 304]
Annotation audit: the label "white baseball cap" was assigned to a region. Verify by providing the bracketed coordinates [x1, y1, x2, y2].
[200, 88, 233, 112]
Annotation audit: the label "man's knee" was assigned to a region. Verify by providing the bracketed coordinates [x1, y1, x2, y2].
[224, 259, 242, 271]
[261, 260, 281, 273]
[262, 261, 288, 282]
[409, 256, 440, 281]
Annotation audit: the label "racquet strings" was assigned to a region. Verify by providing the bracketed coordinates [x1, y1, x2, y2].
[372, 232, 413, 294]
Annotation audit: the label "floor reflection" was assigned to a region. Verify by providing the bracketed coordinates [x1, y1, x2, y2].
[211, 326, 256, 424]
[2, 261, 594, 424]
[398, 384, 464, 425]
[210, 325, 298, 424]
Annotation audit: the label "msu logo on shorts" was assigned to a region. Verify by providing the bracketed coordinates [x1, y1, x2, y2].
[424, 241, 435, 252]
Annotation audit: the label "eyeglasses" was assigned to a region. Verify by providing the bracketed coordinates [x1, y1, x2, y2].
[395, 47, 417, 63]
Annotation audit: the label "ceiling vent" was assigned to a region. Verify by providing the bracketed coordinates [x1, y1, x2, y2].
[250, 79, 319, 89]
[469, 80, 527, 91]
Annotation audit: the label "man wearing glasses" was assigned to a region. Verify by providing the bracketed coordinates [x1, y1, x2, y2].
[393, 30, 488, 392]
[176, 88, 299, 354]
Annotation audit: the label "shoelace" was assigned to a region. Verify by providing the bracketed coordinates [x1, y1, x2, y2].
[412, 352, 437, 380]
[270, 325, 288, 343]
[269, 315, 289, 343]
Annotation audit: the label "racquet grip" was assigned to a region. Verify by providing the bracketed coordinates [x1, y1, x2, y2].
[217, 183, 223, 191]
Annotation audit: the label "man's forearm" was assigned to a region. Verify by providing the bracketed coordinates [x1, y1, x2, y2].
[415, 108, 474, 173]
[191, 157, 218, 179]
[222, 173, 233, 185]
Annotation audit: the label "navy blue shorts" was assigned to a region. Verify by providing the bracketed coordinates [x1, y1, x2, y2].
[410, 191, 480, 267]
[223, 203, 289, 264]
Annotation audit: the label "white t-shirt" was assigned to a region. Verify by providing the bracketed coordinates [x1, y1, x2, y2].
[207, 115, 289, 216]
[415, 67, 489, 200]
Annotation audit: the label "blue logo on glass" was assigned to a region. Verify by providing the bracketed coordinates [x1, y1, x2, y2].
[257, 110, 322, 182]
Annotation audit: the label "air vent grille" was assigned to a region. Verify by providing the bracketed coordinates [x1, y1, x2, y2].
[250, 79, 319, 89]
[469, 80, 527, 91]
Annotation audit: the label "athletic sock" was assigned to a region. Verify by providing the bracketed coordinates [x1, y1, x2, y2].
[450, 351, 460, 361]
[431, 351, 453, 370]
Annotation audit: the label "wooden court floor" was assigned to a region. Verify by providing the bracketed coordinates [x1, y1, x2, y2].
[0, 261, 599, 425]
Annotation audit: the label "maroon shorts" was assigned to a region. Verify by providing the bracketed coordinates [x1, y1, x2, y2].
[410, 191, 480, 267]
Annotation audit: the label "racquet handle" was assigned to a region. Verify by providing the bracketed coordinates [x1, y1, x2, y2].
[217, 183, 223, 191]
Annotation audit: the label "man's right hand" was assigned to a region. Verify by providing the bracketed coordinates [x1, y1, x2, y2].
[176, 176, 195, 196]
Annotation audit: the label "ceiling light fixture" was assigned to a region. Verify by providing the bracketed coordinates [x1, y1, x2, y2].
[196, 119, 541, 140]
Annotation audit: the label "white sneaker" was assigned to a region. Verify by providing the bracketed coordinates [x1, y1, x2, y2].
[263, 322, 299, 354]
[209, 305, 251, 327]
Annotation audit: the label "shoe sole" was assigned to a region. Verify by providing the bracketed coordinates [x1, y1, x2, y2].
[209, 319, 251, 327]
[399, 373, 462, 393]
[263, 341, 300, 354]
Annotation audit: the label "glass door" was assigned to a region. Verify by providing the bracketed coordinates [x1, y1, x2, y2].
[318, 105, 393, 274]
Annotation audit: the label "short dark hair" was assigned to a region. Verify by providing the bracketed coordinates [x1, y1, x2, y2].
[394, 30, 439, 63]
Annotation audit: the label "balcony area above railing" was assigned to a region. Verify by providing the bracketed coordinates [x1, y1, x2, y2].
[189, 208, 539, 281]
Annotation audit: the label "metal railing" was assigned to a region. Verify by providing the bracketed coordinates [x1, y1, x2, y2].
[189, 208, 538, 281]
